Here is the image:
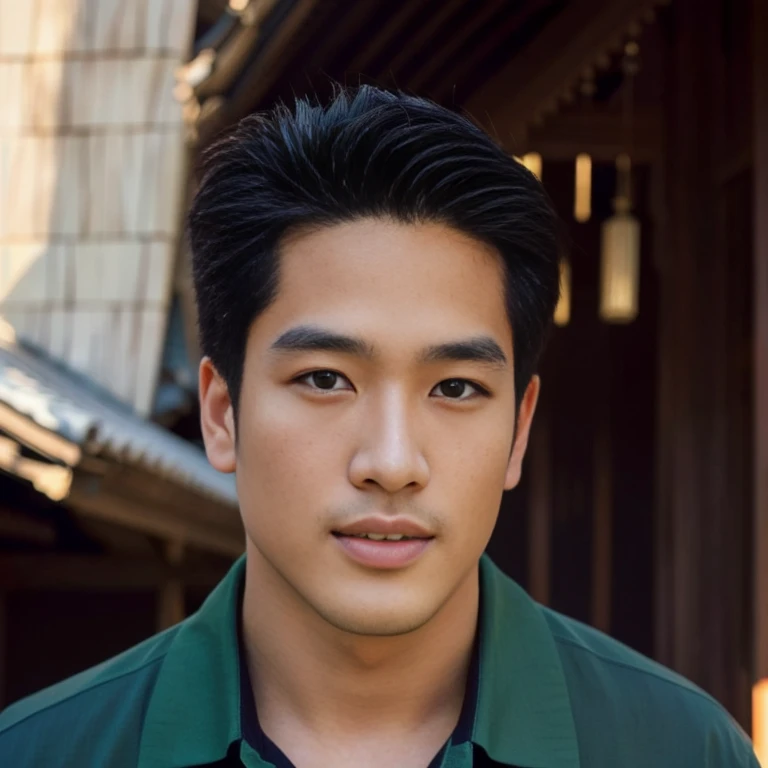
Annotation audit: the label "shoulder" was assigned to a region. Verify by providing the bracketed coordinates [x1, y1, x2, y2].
[542, 608, 759, 767]
[0, 625, 180, 768]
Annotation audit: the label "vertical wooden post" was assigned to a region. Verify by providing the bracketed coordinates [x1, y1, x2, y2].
[753, 0, 768, 754]
[156, 540, 185, 632]
[0, 592, 6, 709]
[528, 417, 552, 606]
[591, 416, 612, 633]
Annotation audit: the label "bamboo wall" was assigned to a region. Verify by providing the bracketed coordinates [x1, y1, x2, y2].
[0, 0, 195, 414]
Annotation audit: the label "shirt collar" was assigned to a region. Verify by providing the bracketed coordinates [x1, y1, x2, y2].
[138, 555, 580, 768]
[138, 557, 247, 768]
[474, 556, 581, 768]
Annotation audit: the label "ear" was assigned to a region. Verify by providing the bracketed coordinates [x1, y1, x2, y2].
[504, 375, 541, 490]
[199, 357, 237, 473]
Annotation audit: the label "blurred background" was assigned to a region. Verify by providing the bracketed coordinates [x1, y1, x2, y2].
[0, 0, 766, 757]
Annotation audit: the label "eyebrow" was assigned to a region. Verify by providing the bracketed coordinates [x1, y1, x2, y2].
[270, 326, 375, 358]
[270, 325, 508, 368]
[419, 337, 508, 368]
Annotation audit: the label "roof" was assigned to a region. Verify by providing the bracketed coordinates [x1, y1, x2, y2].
[0, 339, 237, 507]
[184, 0, 666, 149]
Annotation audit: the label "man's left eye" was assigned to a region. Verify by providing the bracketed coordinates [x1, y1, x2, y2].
[431, 379, 487, 400]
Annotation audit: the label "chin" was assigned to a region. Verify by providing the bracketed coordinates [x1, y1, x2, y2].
[315, 599, 437, 638]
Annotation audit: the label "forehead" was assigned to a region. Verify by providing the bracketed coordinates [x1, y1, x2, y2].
[254, 218, 512, 353]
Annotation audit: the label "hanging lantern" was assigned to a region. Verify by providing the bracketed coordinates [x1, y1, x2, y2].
[600, 154, 640, 323]
[574, 153, 592, 222]
[599, 200, 640, 322]
[575, 67, 595, 224]
[599, 41, 641, 324]
[554, 259, 571, 327]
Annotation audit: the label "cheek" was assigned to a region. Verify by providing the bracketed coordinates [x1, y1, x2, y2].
[234, 390, 345, 522]
[434, 425, 513, 531]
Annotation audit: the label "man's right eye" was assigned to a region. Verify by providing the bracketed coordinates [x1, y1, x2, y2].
[296, 370, 352, 391]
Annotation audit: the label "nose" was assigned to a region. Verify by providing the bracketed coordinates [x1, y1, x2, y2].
[348, 387, 430, 494]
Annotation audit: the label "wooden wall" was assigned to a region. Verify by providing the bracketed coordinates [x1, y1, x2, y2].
[487, 158, 659, 661]
[753, 0, 768, 704]
[654, 0, 755, 729]
[485, 0, 759, 728]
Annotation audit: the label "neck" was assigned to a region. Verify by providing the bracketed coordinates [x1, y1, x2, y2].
[240, 544, 479, 741]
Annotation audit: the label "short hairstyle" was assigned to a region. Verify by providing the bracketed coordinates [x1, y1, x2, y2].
[188, 85, 561, 420]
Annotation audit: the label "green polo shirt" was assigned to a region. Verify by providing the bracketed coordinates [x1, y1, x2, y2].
[0, 555, 759, 767]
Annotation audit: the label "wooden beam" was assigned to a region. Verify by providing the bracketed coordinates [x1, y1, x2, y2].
[67, 472, 244, 558]
[466, 0, 659, 146]
[0, 436, 73, 503]
[0, 507, 56, 545]
[199, 0, 320, 143]
[309, 1, 379, 75]
[433, 1, 547, 103]
[0, 554, 229, 591]
[0, 592, 6, 710]
[157, 540, 186, 631]
[382, 0, 467, 82]
[194, 1, 281, 101]
[524, 109, 662, 162]
[399, 0, 503, 92]
[753, 0, 768, 687]
[0, 402, 81, 465]
[591, 415, 612, 633]
[198, 0, 229, 26]
[347, 1, 428, 78]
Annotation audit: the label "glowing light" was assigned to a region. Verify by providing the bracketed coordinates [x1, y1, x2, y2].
[755, 679, 768, 766]
[554, 259, 571, 327]
[517, 152, 542, 181]
[574, 153, 592, 222]
[600, 154, 640, 323]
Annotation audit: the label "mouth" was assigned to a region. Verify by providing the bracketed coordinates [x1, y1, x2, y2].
[332, 532, 427, 542]
[332, 516, 434, 539]
[331, 518, 435, 569]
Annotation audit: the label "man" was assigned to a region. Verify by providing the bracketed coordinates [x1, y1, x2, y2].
[0, 86, 759, 767]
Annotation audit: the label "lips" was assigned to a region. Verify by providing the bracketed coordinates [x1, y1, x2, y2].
[334, 535, 433, 569]
[332, 517, 433, 539]
[331, 517, 434, 569]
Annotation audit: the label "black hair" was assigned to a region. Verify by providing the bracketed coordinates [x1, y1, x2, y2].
[188, 85, 561, 420]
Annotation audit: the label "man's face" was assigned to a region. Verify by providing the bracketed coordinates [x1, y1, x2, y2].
[200, 218, 539, 636]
